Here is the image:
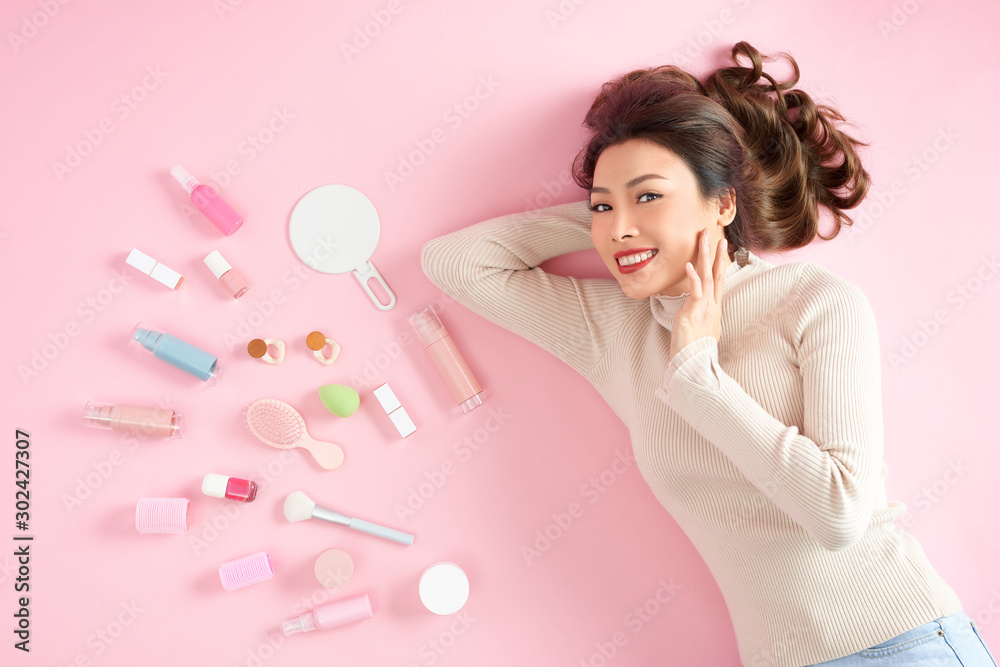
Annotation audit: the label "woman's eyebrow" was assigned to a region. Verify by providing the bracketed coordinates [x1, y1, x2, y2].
[589, 173, 669, 195]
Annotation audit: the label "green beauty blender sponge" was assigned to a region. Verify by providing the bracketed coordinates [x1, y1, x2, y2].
[318, 384, 360, 418]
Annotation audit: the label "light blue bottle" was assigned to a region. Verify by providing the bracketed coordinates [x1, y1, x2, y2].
[130, 321, 223, 384]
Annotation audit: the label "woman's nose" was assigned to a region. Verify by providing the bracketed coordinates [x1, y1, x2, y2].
[610, 209, 639, 242]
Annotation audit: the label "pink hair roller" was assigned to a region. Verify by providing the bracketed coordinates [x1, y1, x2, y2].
[135, 498, 190, 534]
[219, 551, 274, 591]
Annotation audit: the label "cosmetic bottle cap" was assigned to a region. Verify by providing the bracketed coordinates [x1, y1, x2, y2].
[83, 401, 116, 431]
[373, 383, 401, 412]
[203, 250, 232, 279]
[282, 613, 317, 636]
[460, 393, 485, 413]
[170, 164, 201, 195]
[130, 322, 162, 355]
[207, 360, 225, 386]
[201, 473, 229, 499]
[408, 305, 447, 346]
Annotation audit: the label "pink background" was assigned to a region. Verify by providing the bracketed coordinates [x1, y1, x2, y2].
[3, 0, 999, 665]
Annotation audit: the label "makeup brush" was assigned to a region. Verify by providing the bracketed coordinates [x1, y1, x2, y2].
[283, 491, 414, 546]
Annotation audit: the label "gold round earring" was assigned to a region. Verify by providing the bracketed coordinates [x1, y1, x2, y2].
[306, 331, 341, 365]
[247, 338, 285, 364]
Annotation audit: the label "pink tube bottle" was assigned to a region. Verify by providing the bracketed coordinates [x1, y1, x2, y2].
[170, 165, 244, 236]
[84, 402, 184, 438]
[282, 593, 372, 635]
[408, 305, 485, 413]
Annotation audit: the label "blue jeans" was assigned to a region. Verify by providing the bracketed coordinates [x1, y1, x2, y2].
[806, 610, 998, 666]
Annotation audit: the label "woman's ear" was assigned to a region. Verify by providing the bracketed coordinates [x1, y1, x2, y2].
[718, 187, 737, 226]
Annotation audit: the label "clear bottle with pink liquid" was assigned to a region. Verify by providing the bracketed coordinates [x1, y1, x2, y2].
[170, 164, 243, 236]
[408, 304, 485, 413]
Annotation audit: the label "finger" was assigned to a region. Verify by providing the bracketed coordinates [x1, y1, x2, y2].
[699, 229, 713, 283]
[697, 229, 714, 301]
[713, 238, 727, 304]
[687, 261, 702, 300]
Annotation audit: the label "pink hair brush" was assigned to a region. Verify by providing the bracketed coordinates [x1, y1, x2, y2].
[245, 398, 344, 470]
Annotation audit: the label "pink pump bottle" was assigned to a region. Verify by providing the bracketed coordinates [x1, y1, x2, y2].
[282, 593, 372, 635]
[171, 165, 244, 236]
[408, 304, 485, 413]
[84, 402, 184, 438]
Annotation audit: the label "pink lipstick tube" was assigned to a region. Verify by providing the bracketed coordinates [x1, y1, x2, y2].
[84, 402, 184, 438]
[408, 305, 485, 413]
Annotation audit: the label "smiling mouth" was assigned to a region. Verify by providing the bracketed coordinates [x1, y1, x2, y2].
[616, 249, 658, 268]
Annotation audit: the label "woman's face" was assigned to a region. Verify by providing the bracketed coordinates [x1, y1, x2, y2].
[589, 137, 735, 299]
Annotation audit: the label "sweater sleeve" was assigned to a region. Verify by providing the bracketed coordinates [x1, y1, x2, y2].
[419, 199, 636, 378]
[653, 266, 884, 552]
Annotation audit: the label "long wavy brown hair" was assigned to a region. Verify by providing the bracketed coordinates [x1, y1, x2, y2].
[572, 41, 871, 255]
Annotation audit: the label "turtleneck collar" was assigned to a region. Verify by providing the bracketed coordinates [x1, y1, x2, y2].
[649, 247, 765, 332]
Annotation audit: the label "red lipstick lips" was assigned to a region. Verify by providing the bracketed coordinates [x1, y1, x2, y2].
[615, 248, 658, 274]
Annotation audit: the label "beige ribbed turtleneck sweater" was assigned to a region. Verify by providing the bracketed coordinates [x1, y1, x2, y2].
[419, 199, 964, 667]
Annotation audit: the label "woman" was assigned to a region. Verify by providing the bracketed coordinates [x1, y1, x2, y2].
[419, 42, 997, 667]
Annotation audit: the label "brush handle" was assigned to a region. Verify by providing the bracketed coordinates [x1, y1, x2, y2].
[299, 434, 345, 470]
[349, 518, 415, 546]
[312, 506, 351, 526]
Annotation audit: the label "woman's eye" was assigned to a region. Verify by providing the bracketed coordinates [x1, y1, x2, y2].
[637, 192, 661, 203]
[590, 202, 611, 212]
